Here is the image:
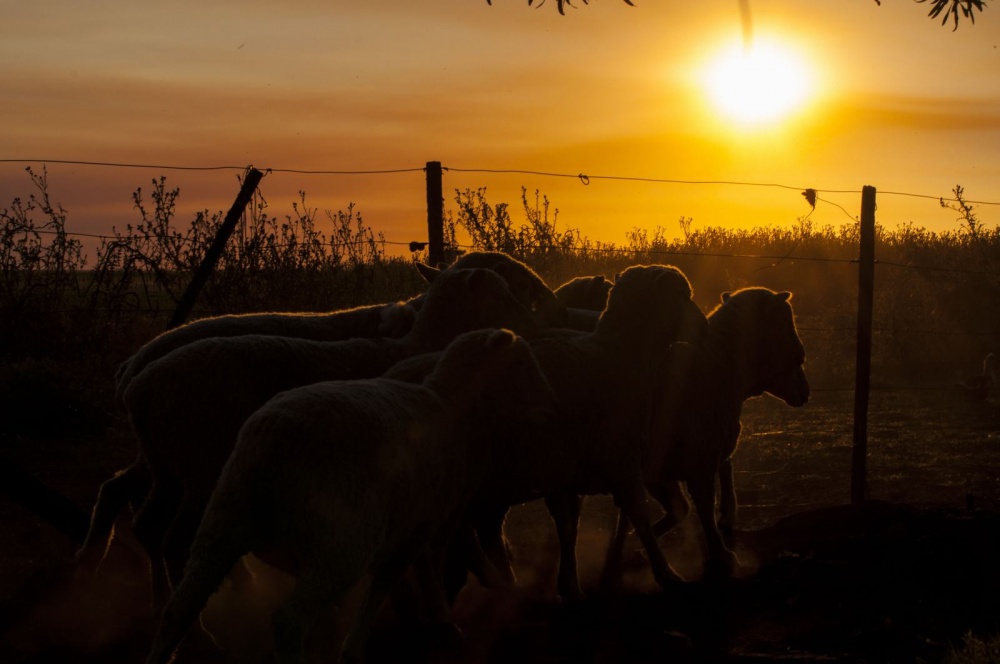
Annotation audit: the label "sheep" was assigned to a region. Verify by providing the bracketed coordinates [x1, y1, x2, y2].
[144, 327, 556, 664]
[390, 265, 711, 601]
[601, 287, 810, 586]
[97, 252, 558, 575]
[76, 267, 539, 612]
[416, 251, 569, 329]
[552, 274, 614, 333]
[113, 300, 417, 412]
[113, 251, 562, 413]
[554, 274, 614, 311]
[96, 305, 416, 574]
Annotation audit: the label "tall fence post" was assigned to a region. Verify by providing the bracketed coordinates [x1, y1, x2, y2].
[425, 161, 445, 267]
[852, 185, 877, 505]
[166, 167, 265, 330]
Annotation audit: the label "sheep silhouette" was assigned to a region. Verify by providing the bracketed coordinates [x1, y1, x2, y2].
[113, 300, 416, 413]
[389, 265, 710, 600]
[415, 250, 569, 330]
[98, 252, 561, 576]
[553, 274, 614, 332]
[601, 287, 810, 587]
[113, 251, 563, 414]
[554, 274, 613, 310]
[143, 328, 555, 664]
[77, 268, 538, 614]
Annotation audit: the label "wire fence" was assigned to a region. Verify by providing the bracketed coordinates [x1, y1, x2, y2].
[3, 157, 1000, 521]
[4, 158, 1000, 360]
[4, 157, 999, 264]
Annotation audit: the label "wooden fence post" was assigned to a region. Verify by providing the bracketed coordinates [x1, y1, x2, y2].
[425, 161, 445, 267]
[852, 185, 877, 505]
[166, 167, 265, 330]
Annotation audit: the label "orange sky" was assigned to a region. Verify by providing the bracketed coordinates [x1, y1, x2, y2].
[2, 0, 998, 257]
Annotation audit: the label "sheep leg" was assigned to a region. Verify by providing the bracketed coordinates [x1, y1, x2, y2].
[76, 460, 150, 569]
[472, 504, 517, 587]
[687, 471, 739, 578]
[132, 478, 183, 615]
[614, 486, 684, 588]
[162, 493, 208, 591]
[442, 526, 472, 604]
[466, 529, 514, 589]
[649, 479, 690, 538]
[601, 478, 693, 592]
[339, 551, 412, 664]
[597, 508, 631, 594]
[717, 458, 737, 549]
[271, 569, 343, 664]
[410, 544, 463, 646]
[146, 555, 229, 664]
[441, 522, 510, 605]
[544, 492, 584, 601]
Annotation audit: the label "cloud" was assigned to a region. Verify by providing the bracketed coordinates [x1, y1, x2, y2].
[834, 94, 1000, 132]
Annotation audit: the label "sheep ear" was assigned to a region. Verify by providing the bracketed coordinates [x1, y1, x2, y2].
[721, 292, 732, 303]
[775, 291, 792, 302]
[415, 262, 441, 283]
[486, 328, 516, 349]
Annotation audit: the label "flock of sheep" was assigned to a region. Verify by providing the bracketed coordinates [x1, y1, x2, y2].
[74, 251, 810, 664]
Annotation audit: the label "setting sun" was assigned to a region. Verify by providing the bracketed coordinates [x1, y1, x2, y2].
[704, 38, 813, 126]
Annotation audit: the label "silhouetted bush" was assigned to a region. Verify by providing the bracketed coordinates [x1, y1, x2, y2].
[2, 173, 997, 414]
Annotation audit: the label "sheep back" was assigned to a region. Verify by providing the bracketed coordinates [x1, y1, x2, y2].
[417, 251, 569, 329]
[114, 301, 416, 410]
[407, 267, 538, 345]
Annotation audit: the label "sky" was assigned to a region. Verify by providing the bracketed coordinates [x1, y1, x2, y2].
[1, 0, 998, 258]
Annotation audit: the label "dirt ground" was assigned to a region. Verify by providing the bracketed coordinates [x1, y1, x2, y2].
[1, 387, 999, 663]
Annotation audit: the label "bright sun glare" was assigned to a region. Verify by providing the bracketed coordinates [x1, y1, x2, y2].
[704, 39, 812, 126]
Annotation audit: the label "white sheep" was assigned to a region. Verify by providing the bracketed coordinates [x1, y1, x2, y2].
[76, 268, 539, 611]
[601, 287, 810, 587]
[144, 327, 555, 664]
[394, 265, 711, 601]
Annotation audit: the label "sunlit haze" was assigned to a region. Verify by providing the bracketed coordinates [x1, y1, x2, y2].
[704, 38, 813, 126]
[1, 1, 998, 256]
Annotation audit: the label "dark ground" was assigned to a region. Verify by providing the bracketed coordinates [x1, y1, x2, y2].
[1, 388, 999, 663]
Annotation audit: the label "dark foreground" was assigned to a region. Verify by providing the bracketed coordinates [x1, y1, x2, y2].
[3, 389, 1000, 662]
[1, 499, 998, 664]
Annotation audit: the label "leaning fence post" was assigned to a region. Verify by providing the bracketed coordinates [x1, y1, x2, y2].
[852, 185, 877, 505]
[166, 167, 265, 330]
[425, 161, 445, 267]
